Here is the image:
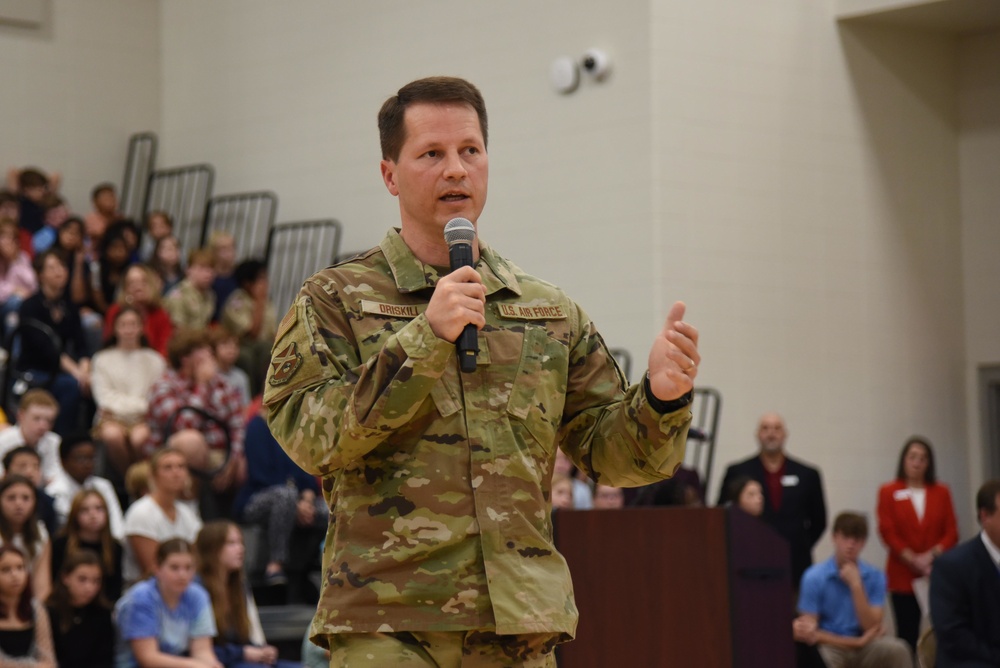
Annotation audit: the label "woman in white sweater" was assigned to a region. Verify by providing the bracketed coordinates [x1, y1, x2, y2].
[90, 306, 166, 477]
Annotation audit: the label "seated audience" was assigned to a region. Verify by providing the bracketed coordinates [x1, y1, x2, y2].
[235, 410, 325, 587]
[9, 167, 58, 238]
[124, 461, 151, 506]
[551, 472, 574, 511]
[195, 521, 299, 668]
[35, 194, 69, 254]
[930, 478, 1000, 666]
[211, 328, 251, 408]
[83, 183, 121, 253]
[592, 484, 625, 510]
[45, 434, 124, 540]
[0, 389, 63, 485]
[46, 550, 113, 668]
[145, 329, 246, 502]
[876, 436, 958, 652]
[793, 511, 911, 668]
[208, 232, 238, 323]
[0, 190, 18, 225]
[0, 476, 51, 601]
[139, 210, 173, 262]
[52, 216, 102, 344]
[221, 259, 276, 396]
[50, 489, 123, 603]
[0, 218, 37, 338]
[16, 250, 91, 435]
[122, 447, 202, 586]
[0, 544, 56, 666]
[554, 448, 592, 510]
[3, 447, 59, 539]
[102, 264, 172, 356]
[727, 475, 765, 517]
[150, 235, 183, 295]
[91, 306, 166, 476]
[114, 538, 221, 668]
[164, 248, 216, 330]
[91, 222, 133, 316]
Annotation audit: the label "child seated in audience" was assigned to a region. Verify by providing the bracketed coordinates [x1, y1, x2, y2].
[0, 544, 56, 666]
[0, 218, 37, 337]
[45, 434, 124, 540]
[92, 305, 167, 475]
[211, 328, 251, 407]
[114, 538, 222, 668]
[221, 259, 276, 397]
[727, 475, 765, 517]
[592, 484, 625, 510]
[9, 167, 58, 237]
[554, 448, 592, 509]
[50, 489, 123, 603]
[139, 211, 173, 262]
[164, 248, 217, 330]
[0, 475, 51, 601]
[150, 235, 183, 294]
[195, 521, 299, 668]
[208, 232, 238, 323]
[3, 447, 59, 538]
[46, 550, 113, 668]
[84, 183, 121, 248]
[101, 264, 173, 355]
[0, 390, 63, 485]
[793, 511, 912, 668]
[551, 473, 574, 511]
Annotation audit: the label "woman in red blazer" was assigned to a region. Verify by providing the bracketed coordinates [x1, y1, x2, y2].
[877, 436, 958, 652]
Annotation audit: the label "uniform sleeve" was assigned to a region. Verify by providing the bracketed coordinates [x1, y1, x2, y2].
[263, 280, 452, 476]
[557, 304, 690, 488]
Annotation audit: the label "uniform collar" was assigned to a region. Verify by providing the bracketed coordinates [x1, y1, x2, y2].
[380, 228, 522, 297]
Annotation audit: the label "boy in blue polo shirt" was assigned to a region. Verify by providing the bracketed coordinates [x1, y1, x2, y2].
[793, 511, 912, 668]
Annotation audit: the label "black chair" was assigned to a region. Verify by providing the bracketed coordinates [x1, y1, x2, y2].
[1, 318, 62, 417]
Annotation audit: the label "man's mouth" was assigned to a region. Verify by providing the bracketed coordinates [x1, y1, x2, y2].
[440, 192, 468, 202]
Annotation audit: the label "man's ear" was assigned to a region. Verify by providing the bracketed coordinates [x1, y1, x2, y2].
[380, 160, 399, 196]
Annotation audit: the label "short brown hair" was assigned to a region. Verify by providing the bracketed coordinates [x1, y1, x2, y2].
[832, 512, 868, 540]
[18, 388, 59, 415]
[187, 247, 214, 268]
[378, 76, 488, 161]
[976, 479, 1000, 518]
[166, 328, 211, 369]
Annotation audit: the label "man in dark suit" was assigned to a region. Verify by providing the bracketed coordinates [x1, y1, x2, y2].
[717, 412, 827, 587]
[930, 479, 1000, 667]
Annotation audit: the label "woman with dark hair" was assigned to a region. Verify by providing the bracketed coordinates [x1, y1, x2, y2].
[0, 544, 55, 666]
[114, 538, 221, 668]
[195, 521, 297, 668]
[91, 305, 166, 476]
[726, 475, 764, 517]
[0, 476, 51, 602]
[92, 222, 134, 315]
[877, 436, 959, 652]
[45, 550, 113, 668]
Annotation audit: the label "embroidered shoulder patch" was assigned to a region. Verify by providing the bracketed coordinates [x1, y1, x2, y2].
[497, 303, 567, 320]
[269, 342, 303, 386]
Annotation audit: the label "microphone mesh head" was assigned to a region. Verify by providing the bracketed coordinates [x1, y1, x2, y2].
[444, 218, 476, 246]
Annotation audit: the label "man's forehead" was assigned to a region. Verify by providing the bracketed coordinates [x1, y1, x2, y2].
[401, 102, 483, 142]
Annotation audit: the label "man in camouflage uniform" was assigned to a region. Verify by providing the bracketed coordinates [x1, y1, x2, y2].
[264, 76, 701, 667]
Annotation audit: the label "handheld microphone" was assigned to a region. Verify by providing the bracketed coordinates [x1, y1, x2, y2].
[443, 217, 479, 373]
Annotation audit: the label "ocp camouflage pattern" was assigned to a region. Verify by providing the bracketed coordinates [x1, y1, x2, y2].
[263, 228, 691, 647]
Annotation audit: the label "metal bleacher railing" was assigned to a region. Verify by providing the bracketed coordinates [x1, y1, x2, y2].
[120, 132, 157, 224]
[266, 219, 343, 314]
[202, 191, 278, 262]
[143, 163, 215, 256]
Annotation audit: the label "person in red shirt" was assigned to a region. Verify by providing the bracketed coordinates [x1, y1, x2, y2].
[102, 264, 172, 355]
[876, 437, 958, 652]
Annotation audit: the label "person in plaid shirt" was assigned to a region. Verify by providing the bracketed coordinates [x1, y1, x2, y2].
[145, 328, 246, 504]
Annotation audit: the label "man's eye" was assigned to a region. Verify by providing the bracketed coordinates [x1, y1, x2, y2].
[425, 150, 438, 158]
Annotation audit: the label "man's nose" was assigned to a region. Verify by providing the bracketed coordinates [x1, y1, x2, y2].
[442, 151, 468, 178]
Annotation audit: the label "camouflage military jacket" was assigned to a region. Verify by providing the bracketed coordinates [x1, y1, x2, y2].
[264, 229, 690, 643]
[164, 278, 215, 330]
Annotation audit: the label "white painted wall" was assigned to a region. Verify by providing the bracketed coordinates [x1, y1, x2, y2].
[959, 31, 1000, 500]
[0, 0, 160, 213]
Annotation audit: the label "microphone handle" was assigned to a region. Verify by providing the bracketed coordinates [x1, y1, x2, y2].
[449, 242, 479, 372]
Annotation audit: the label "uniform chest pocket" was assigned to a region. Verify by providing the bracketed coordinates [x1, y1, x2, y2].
[502, 325, 566, 446]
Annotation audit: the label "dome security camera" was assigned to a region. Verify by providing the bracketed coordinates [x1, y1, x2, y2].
[581, 49, 610, 80]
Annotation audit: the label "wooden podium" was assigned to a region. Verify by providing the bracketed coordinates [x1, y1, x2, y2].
[554, 507, 795, 668]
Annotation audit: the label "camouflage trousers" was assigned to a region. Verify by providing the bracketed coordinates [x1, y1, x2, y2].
[325, 630, 560, 667]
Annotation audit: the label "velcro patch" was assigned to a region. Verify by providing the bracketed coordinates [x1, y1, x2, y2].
[269, 342, 303, 386]
[361, 300, 425, 319]
[497, 303, 567, 320]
